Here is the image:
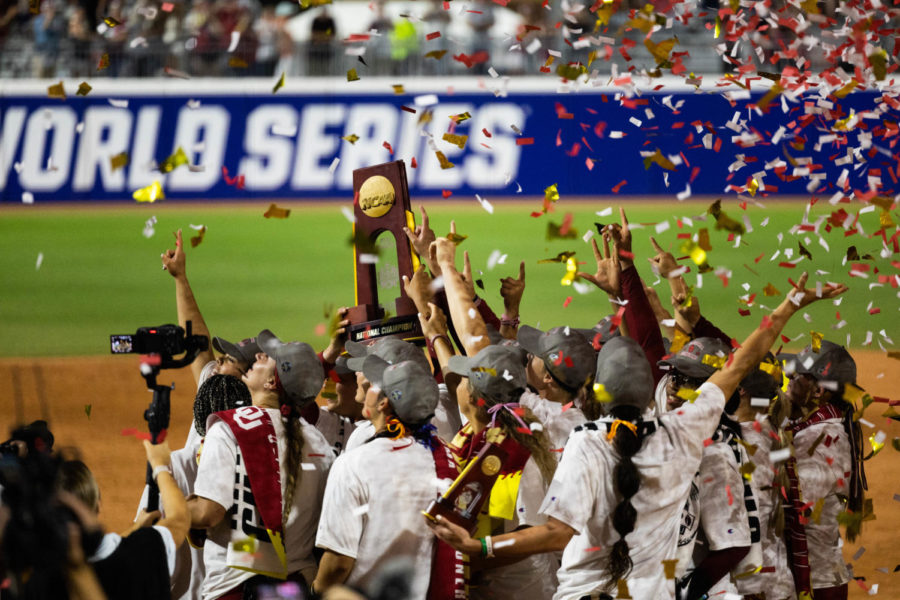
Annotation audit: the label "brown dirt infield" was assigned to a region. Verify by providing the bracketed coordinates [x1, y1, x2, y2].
[1, 353, 897, 598]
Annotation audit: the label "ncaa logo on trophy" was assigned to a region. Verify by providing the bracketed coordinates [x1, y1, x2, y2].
[346, 160, 424, 345]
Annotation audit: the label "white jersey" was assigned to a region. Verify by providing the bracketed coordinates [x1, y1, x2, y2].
[793, 418, 851, 589]
[313, 406, 358, 457]
[518, 391, 586, 455]
[740, 421, 796, 600]
[679, 425, 762, 596]
[194, 410, 333, 599]
[316, 436, 447, 599]
[540, 381, 727, 600]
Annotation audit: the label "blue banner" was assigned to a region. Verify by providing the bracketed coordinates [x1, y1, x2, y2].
[1, 82, 894, 202]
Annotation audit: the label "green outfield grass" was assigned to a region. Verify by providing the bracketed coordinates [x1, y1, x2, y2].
[0, 199, 896, 357]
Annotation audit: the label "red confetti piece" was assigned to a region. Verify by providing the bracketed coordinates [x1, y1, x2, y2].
[703, 438, 713, 447]
[161, 1, 174, 11]
[426, 31, 441, 40]
[612, 179, 627, 193]
[561, 401, 574, 412]
[585, 158, 595, 170]
[760, 315, 773, 329]
[726, 484, 734, 506]
[401, 105, 416, 113]
[222, 166, 245, 189]
[516, 137, 534, 146]
[383, 141, 394, 154]
[584, 546, 603, 552]
[442, 190, 453, 198]
[482, 128, 492, 138]
[452, 51, 489, 68]
[411, 157, 417, 168]
[778, 262, 797, 268]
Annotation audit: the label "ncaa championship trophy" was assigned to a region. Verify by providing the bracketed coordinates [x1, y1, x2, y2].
[346, 160, 424, 345]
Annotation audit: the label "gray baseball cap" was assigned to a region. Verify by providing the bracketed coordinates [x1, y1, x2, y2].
[574, 315, 621, 351]
[213, 336, 260, 365]
[658, 337, 731, 380]
[595, 336, 654, 413]
[362, 356, 438, 426]
[446, 344, 527, 402]
[257, 330, 324, 404]
[345, 337, 431, 373]
[780, 339, 856, 385]
[517, 325, 595, 392]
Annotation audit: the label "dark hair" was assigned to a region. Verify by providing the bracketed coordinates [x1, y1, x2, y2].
[828, 385, 867, 541]
[193, 374, 252, 436]
[468, 380, 557, 485]
[604, 404, 644, 590]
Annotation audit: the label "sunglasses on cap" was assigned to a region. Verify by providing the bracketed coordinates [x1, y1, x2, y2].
[216, 354, 247, 375]
[670, 370, 706, 389]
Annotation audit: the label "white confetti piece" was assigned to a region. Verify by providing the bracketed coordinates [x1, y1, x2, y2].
[582, 230, 595, 243]
[76, 122, 85, 133]
[655, 221, 670, 234]
[750, 397, 770, 408]
[329, 157, 340, 174]
[596, 207, 613, 217]
[142, 216, 157, 238]
[187, 99, 201, 109]
[494, 539, 515, 549]
[428, 276, 444, 292]
[189, 223, 205, 231]
[35, 252, 43, 270]
[300, 463, 317, 471]
[530, 422, 543, 432]
[676, 184, 692, 201]
[414, 94, 438, 107]
[487, 250, 503, 270]
[359, 253, 378, 264]
[341, 206, 356, 223]
[769, 448, 791, 463]
[475, 194, 494, 214]
[468, 308, 477, 319]
[629, 116, 642, 127]
[858, 418, 874, 428]
[13, 161, 23, 173]
[21, 191, 34, 204]
[228, 31, 241, 53]
[108, 99, 129, 108]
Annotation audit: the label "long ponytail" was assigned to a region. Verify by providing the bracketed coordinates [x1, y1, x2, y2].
[604, 405, 643, 590]
[280, 395, 308, 526]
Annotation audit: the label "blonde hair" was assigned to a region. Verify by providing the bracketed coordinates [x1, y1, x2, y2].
[58, 460, 100, 514]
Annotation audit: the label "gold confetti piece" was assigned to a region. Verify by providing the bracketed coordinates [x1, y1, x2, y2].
[680, 240, 708, 267]
[643, 149, 677, 171]
[272, 72, 285, 93]
[670, 328, 690, 354]
[424, 49, 448, 60]
[676, 387, 700, 403]
[739, 460, 756, 481]
[868, 432, 885, 457]
[662, 559, 678, 579]
[538, 251, 576, 264]
[452, 112, 471, 123]
[104, 16, 120, 27]
[435, 151, 454, 170]
[133, 181, 164, 203]
[264, 203, 291, 219]
[347, 68, 360, 82]
[98, 53, 110, 70]
[190, 226, 207, 248]
[747, 178, 759, 197]
[832, 80, 857, 99]
[231, 535, 258, 553]
[810, 331, 823, 352]
[472, 367, 497, 376]
[811, 497, 826, 524]
[342, 134, 359, 145]
[763, 283, 781, 297]
[544, 183, 559, 203]
[616, 580, 632, 599]
[833, 111, 855, 131]
[697, 228, 711, 252]
[418, 109, 434, 127]
[644, 37, 677, 64]
[735, 565, 763, 579]
[228, 56, 248, 68]
[880, 210, 895, 228]
[593, 382, 611, 403]
[561, 256, 578, 286]
[159, 146, 190, 173]
[447, 232, 467, 245]
[707, 199, 745, 234]
[442, 133, 468, 150]
[871, 195, 892, 211]
[701, 354, 726, 369]
[76, 82, 92, 96]
[798, 241, 812, 261]
[756, 83, 783, 111]
[869, 49, 887, 81]
[392, 84, 405, 94]
[556, 63, 586, 81]
[47, 81, 66, 100]
[84, 404, 92, 419]
[110, 152, 129, 171]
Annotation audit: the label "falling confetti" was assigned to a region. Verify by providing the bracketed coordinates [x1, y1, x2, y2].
[132, 181, 164, 203]
[264, 203, 291, 219]
[76, 82, 92, 96]
[272, 72, 285, 93]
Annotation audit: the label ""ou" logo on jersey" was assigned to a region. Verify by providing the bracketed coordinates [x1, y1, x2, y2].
[233, 406, 265, 430]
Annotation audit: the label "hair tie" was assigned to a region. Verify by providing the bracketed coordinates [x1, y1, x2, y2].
[607, 419, 638, 441]
[385, 417, 408, 440]
[487, 402, 528, 431]
[280, 403, 293, 418]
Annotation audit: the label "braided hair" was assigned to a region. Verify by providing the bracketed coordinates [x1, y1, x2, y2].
[604, 404, 644, 590]
[193, 374, 251, 436]
[278, 388, 310, 526]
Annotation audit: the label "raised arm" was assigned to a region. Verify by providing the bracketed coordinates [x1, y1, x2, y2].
[143, 440, 190, 547]
[432, 236, 491, 356]
[161, 229, 215, 384]
[499, 261, 526, 340]
[707, 273, 847, 400]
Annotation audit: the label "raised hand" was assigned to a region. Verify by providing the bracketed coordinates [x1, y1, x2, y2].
[500, 261, 526, 315]
[402, 266, 435, 315]
[576, 234, 622, 298]
[786, 272, 848, 309]
[418, 302, 448, 340]
[603, 207, 633, 267]
[648, 236, 680, 279]
[403, 205, 439, 275]
[323, 306, 350, 364]
[161, 229, 186, 278]
[671, 290, 701, 332]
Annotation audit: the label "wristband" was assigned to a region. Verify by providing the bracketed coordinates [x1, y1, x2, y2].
[152, 465, 172, 483]
[479, 537, 488, 558]
[500, 314, 520, 328]
[426, 334, 451, 355]
[485, 535, 495, 558]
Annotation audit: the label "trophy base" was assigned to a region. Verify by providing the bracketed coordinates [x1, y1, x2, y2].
[347, 313, 424, 344]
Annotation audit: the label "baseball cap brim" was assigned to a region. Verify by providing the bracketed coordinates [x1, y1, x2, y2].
[344, 340, 370, 358]
[257, 330, 282, 357]
[361, 355, 389, 389]
[776, 352, 812, 375]
[657, 355, 716, 379]
[446, 355, 475, 378]
[516, 325, 544, 356]
[213, 336, 257, 364]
